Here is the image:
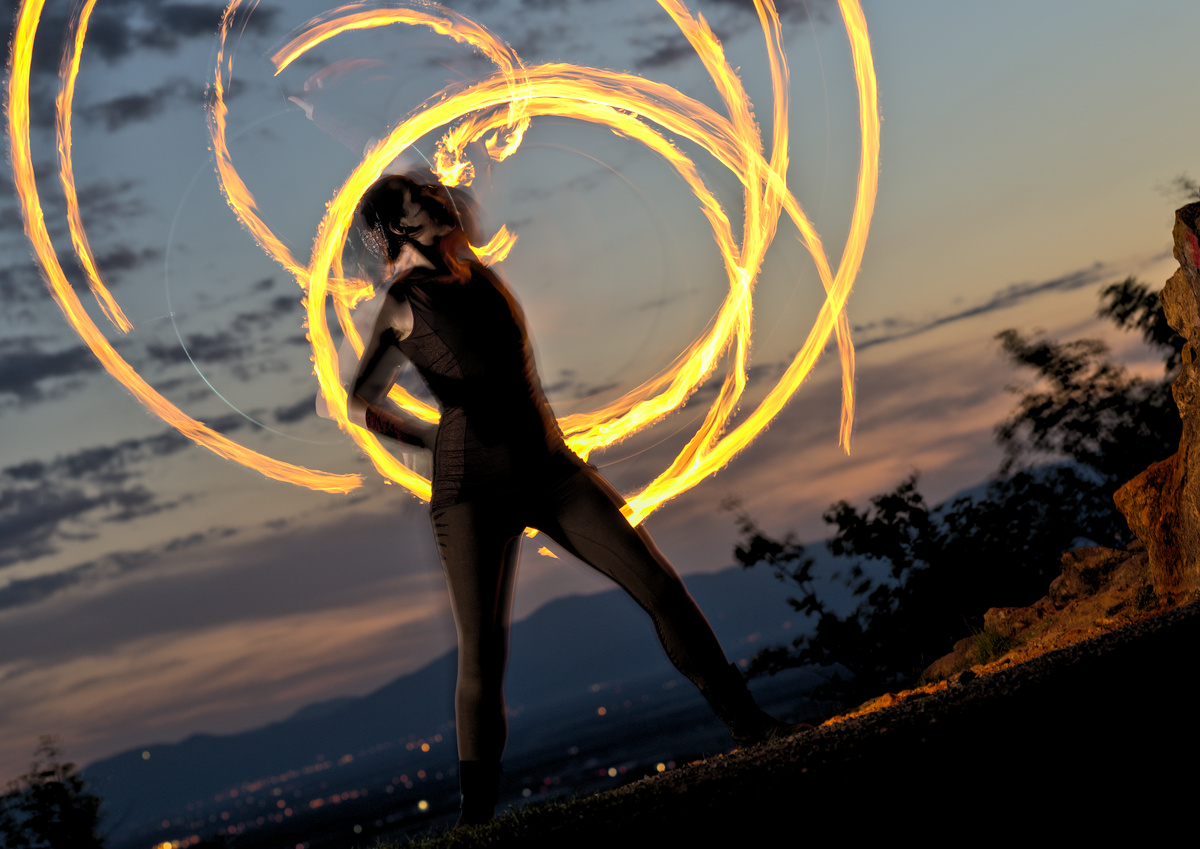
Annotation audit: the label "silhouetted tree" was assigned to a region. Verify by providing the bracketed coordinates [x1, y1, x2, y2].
[736, 278, 1183, 699]
[0, 737, 105, 849]
[995, 277, 1182, 481]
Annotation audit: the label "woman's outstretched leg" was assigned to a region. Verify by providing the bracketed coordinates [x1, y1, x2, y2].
[534, 467, 806, 745]
[431, 501, 520, 824]
[534, 467, 728, 688]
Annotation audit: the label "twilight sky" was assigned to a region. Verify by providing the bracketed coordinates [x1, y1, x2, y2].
[1, 0, 1196, 783]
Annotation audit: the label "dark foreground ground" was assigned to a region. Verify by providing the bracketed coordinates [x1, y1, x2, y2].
[403, 598, 1200, 846]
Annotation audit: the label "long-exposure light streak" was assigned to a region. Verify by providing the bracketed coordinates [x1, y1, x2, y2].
[55, 0, 131, 333]
[8, 0, 879, 526]
[7, 0, 361, 494]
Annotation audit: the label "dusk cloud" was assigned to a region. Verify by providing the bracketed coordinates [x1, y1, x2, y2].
[631, 0, 834, 69]
[0, 265, 48, 306]
[0, 242, 158, 305]
[541, 369, 619, 402]
[81, 78, 196, 132]
[146, 330, 252, 368]
[69, 179, 149, 224]
[231, 293, 299, 334]
[0, 480, 168, 568]
[3, 0, 278, 131]
[851, 261, 1154, 352]
[0, 528, 233, 612]
[0, 179, 151, 306]
[0, 340, 100, 404]
[146, 291, 308, 383]
[0, 420, 245, 569]
[707, 0, 834, 21]
[272, 396, 316, 424]
[633, 33, 709, 70]
[0, 1, 281, 77]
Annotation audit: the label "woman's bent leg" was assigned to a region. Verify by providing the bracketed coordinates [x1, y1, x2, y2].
[533, 468, 730, 691]
[431, 501, 521, 763]
[534, 467, 808, 745]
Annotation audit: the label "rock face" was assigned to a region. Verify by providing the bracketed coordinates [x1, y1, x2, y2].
[924, 204, 1200, 682]
[1115, 202, 1200, 600]
[922, 545, 1155, 681]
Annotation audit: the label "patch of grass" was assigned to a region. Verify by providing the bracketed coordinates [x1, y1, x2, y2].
[971, 628, 1019, 666]
[923, 627, 1023, 685]
[373, 792, 605, 848]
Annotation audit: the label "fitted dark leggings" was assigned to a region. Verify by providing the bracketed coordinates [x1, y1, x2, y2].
[431, 465, 731, 762]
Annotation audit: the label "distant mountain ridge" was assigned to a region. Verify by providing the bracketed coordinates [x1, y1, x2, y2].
[82, 558, 835, 843]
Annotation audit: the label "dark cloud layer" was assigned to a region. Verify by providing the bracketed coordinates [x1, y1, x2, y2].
[80, 78, 196, 132]
[647, 262, 1151, 412]
[69, 179, 149, 223]
[0, 340, 100, 403]
[542, 369, 619, 402]
[707, 0, 832, 21]
[851, 261, 1163, 351]
[0, 419, 246, 569]
[5, 1, 276, 130]
[631, 0, 835, 69]
[272, 396, 315, 424]
[0, 265, 47, 306]
[0, 177, 152, 308]
[1, 1, 280, 77]
[147, 330, 252, 367]
[0, 527, 235, 612]
[145, 290, 305, 383]
[634, 33, 710, 70]
[92, 245, 161, 277]
[0, 241, 158, 305]
[231, 294, 298, 334]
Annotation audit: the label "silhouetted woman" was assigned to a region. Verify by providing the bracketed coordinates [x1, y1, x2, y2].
[344, 173, 803, 826]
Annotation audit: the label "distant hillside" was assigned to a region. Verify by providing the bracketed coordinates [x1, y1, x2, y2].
[406, 598, 1200, 846]
[83, 558, 836, 847]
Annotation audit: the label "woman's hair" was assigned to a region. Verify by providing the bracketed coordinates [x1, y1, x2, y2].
[356, 172, 480, 280]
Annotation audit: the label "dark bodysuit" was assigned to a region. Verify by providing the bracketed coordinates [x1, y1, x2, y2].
[381, 262, 730, 762]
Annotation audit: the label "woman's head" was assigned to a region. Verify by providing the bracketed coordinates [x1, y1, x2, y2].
[356, 173, 480, 276]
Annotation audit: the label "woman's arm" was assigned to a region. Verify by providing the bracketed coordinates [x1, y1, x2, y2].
[347, 290, 438, 449]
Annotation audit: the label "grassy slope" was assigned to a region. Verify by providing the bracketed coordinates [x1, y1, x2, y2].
[381, 597, 1200, 846]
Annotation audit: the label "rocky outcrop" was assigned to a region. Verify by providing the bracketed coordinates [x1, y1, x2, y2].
[923, 545, 1155, 681]
[925, 205, 1200, 681]
[1114, 202, 1200, 599]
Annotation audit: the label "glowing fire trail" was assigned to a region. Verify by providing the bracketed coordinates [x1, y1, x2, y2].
[8, 0, 360, 493]
[269, 0, 879, 522]
[9, 0, 878, 523]
[55, 0, 131, 333]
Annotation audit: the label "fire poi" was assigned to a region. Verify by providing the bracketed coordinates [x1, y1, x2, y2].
[7, 0, 879, 525]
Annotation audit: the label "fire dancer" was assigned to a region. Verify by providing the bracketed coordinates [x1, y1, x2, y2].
[343, 172, 805, 827]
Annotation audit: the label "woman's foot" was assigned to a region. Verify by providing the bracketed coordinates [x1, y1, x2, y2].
[701, 663, 813, 747]
[454, 760, 501, 829]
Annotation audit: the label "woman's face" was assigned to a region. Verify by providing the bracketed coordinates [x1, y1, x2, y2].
[389, 190, 454, 247]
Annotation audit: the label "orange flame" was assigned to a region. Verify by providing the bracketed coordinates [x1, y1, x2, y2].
[9, 0, 879, 523]
[55, 0, 131, 333]
[277, 0, 880, 522]
[8, 0, 360, 493]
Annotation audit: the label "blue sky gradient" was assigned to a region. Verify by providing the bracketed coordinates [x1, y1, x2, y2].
[1, 0, 1196, 781]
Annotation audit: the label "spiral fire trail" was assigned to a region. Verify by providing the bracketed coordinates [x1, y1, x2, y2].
[8, 0, 879, 525]
[7, 0, 360, 493]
